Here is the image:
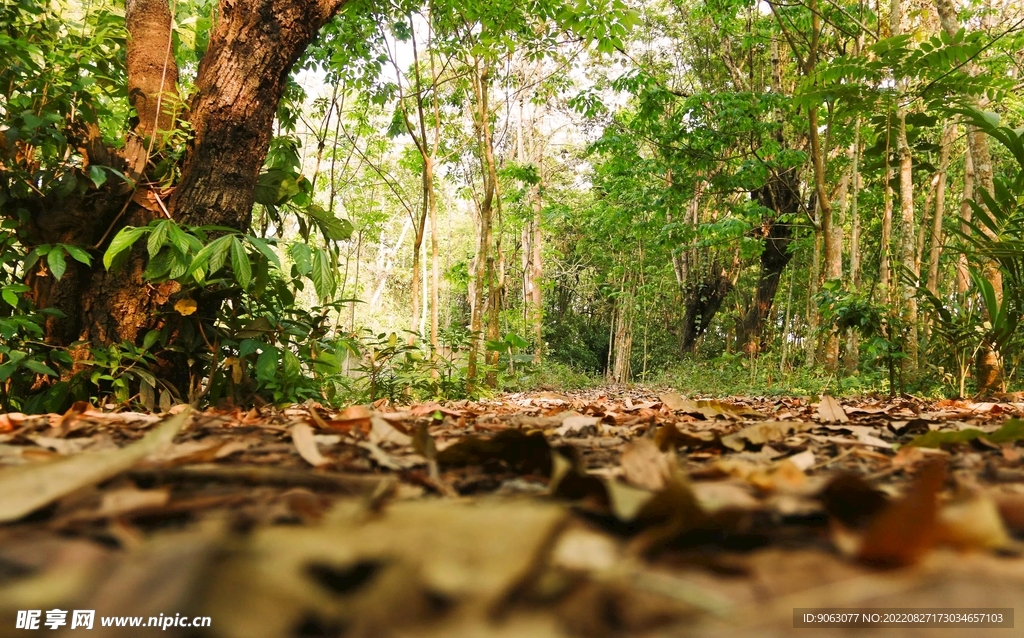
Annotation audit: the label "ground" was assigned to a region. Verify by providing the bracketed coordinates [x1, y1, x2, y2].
[0, 388, 1023, 637]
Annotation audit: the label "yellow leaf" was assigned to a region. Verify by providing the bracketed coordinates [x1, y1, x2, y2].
[174, 298, 197, 316]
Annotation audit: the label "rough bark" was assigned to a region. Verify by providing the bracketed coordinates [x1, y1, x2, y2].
[28, 0, 351, 385]
[170, 0, 349, 230]
[124, 0, 181, 179]
[735, 170, 800, 351]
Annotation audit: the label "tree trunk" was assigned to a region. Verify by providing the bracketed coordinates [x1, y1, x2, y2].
[956, 146, 974, 295]
[846, 121, 862, 373]
[935, 0, 1004, 391]
[896, 111, 918, 374]
[810, 103, 842, 370]
[34, 0, 349, 355]
[172, 0, 346, 229]
[927, 124, 955, 295]
[467, 57, 496, 387]
[736, 170, 801, 351]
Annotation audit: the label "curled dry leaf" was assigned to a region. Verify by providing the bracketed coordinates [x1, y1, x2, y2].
[654, 422, 718, 450]
[436, 429, 552, 476]
[370, 416, 413, 446]
[324, 404, 374, 432]
[555, 415, 601, 438]
[937, 493, 1014, 551]
[290, 422, 330, 467]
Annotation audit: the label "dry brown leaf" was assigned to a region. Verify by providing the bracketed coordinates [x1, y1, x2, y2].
[620, 438, 673, 491]
[654, 422, 717, 450]
[291, 422, 330, 467]
[816, 395, 850, 423]
[854, 460, 946, 566]
[555, 414, 601, 438]
[369, 415, 413, 446]
[937, 493, 1014, 551]
[324, 404, 374, 432]
[0, 409, 189, 523]
[721, 421, 811, 451]
[98, 487, 172, 517]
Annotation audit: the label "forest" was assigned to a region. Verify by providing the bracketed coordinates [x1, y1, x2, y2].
[4, 0, 1024, 636]
[6, 0, 1024, 410]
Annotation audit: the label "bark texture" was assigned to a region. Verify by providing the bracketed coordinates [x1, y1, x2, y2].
[170, 0, 349, 230]
[31, 0, 350, 354]
[735, 170, 801, 350]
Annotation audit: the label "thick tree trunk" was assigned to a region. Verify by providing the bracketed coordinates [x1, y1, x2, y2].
[171, 0, 347, 229]
[680, 266, 733, 353]
[736, 170, 800, 351]
[124, 0, 181, 179]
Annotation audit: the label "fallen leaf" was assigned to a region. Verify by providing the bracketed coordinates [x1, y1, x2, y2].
[906, 419, 1024, 448]
[370, 415, 413, 446]
[98, 487, 172, 517]
[937, 493, 1014, 551]
[620, 438, 673, 491]
[0, 409, 189, 523]
[555, 415, 600, 438]
[324, 404, 374, 432]
[787, 449, 816, 471]
[721, 421, 811, 451]
[816, 396, 849, 424]
[654, 422, 718, 450]
[854, 460, 946, 566]
[291, 422, 330, 467]
[436, 429, 552, 475]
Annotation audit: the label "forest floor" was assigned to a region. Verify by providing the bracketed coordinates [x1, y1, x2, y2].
[1, 388, 1024, 637]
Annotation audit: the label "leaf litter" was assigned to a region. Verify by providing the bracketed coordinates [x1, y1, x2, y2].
[2, 391, 1024, 635]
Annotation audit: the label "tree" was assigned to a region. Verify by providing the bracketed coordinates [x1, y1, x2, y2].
[16, 0, 357, 359]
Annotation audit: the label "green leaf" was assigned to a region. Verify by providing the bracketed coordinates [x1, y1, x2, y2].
[103, 227, 146, 270]
[256, 348, 278, 383]
[246, 236, 280, 268]
[63, 245, 92, 265]
[305, 205, 354, 241]
[231, 237, 252, 288]
[87, 165, 107, 188]
[142, 330, 161, 351]
[288, 242, 312, 275]
[147, 220, 171, 259]
[47, 246, 67, 280]
[282, 348, 302, 379]
[188, 235, 234, 281]
[22, 360, 56, 376]
[310, 248, 336, 300]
